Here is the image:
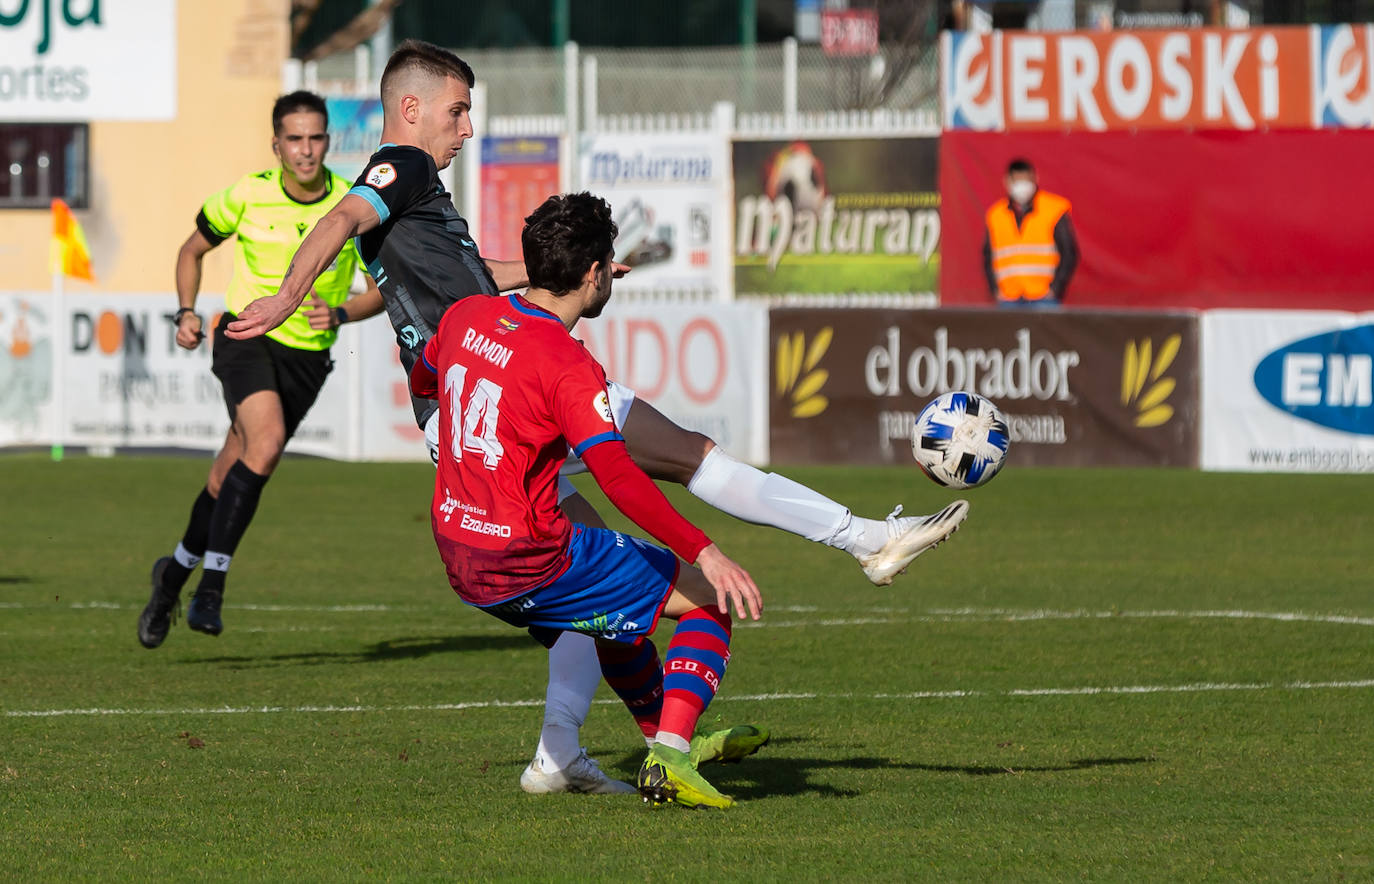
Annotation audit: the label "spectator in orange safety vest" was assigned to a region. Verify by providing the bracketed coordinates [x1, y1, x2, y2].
[982, 158, 1079, 307]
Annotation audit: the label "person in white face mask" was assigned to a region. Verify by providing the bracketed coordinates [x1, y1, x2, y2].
[982, 158, 1079, 307]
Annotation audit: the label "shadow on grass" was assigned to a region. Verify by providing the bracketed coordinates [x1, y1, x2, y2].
[179, 633, 538, 668]
[602, 738, 1155, 800]
[0, 575, 36, 584]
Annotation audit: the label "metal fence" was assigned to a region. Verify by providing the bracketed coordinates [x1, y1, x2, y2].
[302, 38, 940, 119]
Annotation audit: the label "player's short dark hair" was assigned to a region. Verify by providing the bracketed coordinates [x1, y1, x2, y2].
[272, 90, 328, 134]
[1007, 157, 1035, 175]
[381, 39, 476, 102]
[522, 193, 618, 296]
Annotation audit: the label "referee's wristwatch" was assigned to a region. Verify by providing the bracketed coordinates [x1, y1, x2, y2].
[334, 306, 348, 328]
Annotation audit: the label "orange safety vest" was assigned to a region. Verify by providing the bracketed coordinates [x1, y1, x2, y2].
[985, 190, 1071, 301]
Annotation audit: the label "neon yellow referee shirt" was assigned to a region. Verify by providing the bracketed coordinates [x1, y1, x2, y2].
[197, 167, 361, 351]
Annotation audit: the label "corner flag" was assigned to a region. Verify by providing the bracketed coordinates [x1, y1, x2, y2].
[50, 198, 94, 281]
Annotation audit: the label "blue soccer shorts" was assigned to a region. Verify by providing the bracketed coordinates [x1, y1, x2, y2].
[477, 524, 679, 645]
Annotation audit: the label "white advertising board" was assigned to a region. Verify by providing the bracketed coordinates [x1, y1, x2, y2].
[578, 132, 729, 296]
[0, 0, 177, 121]
[576, 300, 768, 465]
[1, 293, 766, 465]
[0, 292, 398, 460]
[1201, 310, 1374, 472]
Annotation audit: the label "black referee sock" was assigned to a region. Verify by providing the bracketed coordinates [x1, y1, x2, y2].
[198, 460, 270, 594]
[162, 487, 217, 591]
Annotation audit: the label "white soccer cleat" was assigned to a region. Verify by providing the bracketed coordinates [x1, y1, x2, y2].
[519, 749, 637, 795]
[859, 500, 970, 586]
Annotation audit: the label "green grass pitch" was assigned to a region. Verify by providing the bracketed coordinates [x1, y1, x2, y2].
[1, 454, 1371, 880]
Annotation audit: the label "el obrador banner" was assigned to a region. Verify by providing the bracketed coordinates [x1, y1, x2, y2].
[733, 138, 940, 296]
[0, 0, 177, 120]
[1202, 310, 1374, 473]
[769, 308, 1198, 468]
[579, 133, 727, 295]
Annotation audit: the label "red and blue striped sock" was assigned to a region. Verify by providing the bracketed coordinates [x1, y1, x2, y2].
[596, 637, 663, 740]
[656, 606, 732, 752]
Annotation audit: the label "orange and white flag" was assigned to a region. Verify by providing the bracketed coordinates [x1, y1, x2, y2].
[50, 198, 94, 282]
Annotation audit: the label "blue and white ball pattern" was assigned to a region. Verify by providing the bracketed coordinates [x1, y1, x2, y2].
[911, 392, 1011, 489]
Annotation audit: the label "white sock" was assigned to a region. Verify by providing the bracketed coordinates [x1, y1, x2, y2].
[173, 543, 202, 569]
[687, 446, 855, 548]
[535, 631, 600, 771]
[653, 732, 692, 754]
[202, 550, 231, 572]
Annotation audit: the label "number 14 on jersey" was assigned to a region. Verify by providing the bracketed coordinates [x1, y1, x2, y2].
[444, 364, 505, 469]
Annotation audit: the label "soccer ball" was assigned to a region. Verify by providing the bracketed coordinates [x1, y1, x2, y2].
[911, 392, 1011, 489]
[764, 141, 827, 213]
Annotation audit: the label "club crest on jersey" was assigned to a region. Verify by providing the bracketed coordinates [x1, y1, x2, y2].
[366, 163, 397, 188]
[593, 390, 614, 424]
[495, 317, 520, 334]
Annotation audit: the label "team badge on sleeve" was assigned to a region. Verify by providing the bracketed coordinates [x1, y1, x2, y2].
[365, 163, 397, 188]
[593, 390, 614, 424]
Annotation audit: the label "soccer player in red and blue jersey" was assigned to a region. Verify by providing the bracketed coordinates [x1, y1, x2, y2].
[410, 192, 762, 809]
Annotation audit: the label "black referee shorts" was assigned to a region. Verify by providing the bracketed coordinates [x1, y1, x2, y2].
[211, 313, 333, 438]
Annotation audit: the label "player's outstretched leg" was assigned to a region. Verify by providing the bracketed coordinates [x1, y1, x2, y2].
[687, 446, 969, 586]
[520, 631, 636, 795]
[621, 399, 968, 586]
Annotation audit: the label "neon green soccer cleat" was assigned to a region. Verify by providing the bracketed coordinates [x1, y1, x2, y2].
[690, 725, 771, 767]
[637, 745, 735, 809]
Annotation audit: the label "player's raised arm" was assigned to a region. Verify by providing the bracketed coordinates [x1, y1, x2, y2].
[226, 194, 380, 339]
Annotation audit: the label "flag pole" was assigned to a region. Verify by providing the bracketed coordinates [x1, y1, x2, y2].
[50, 269, 64, 462]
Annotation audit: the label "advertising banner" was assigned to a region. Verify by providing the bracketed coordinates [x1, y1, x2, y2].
[579, 132, 726, 294]
[354, 312, 430, 462]
[0, 0, 177, 121]
[578, 300, 768, 464]
[938, 128, 1374, 310]
[1201, 310, 1374, 472]
[942, 25, 1374, 133]
[769, 308, 1198, 468]
[733, 138, 940, 296]
[0, 293, 389, 461]
[481, 136, 561, 263]
[324, 97, 384, 183]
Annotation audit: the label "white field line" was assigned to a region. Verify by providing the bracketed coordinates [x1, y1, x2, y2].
[927, 607, 1374, 628]
[4, 602, 1372, 628]
[1, 602, 824, 615]
[8, 681, 1374, 719]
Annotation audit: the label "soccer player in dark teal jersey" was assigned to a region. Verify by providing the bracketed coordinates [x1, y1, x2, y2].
[228, 40, 967, 794]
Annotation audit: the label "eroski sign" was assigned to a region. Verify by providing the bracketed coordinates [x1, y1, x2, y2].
[1253, 324, 1374, 435]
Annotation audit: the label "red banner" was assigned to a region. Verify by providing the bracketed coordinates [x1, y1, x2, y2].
[939, 128, 1374, 310]
[480, 137, 561, 263]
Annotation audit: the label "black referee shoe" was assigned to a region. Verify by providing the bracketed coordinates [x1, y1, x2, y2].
[186, 586, 224, 636]
[137, 557, 181, 649]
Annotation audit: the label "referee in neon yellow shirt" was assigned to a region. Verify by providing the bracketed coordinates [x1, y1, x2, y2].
[138, 91, 383, 647]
